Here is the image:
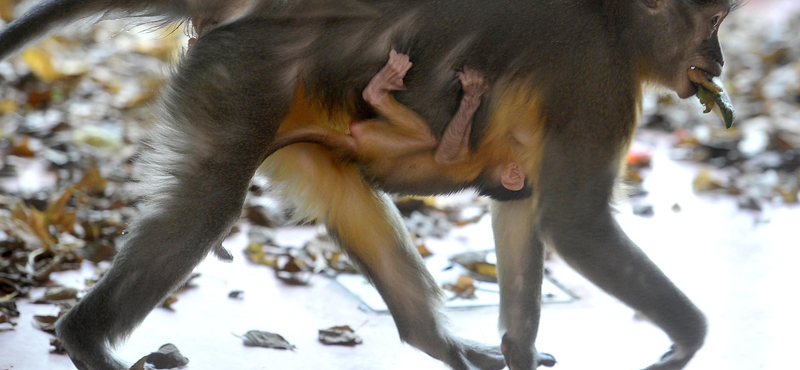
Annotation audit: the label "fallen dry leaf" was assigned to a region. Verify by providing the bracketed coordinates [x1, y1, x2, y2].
[692, 170, 727, 193]
[0, 311, 17, 330]
[318, 325, 363, 346]
[22, 47, 64, 83]
[228, 290, 244, 299]
[450, 251, 498, 281]
[75, 164, 108, 195]
[416, 243, 433, 258]
[32, 314, 59, 333]
[240, 330, 296, 350]
[0, 0, 16, 23]
[8, 136, 36, 157]
[443, 275, 477, 299]
[34, 286, 79, 303]
[129, 343, 189, 370]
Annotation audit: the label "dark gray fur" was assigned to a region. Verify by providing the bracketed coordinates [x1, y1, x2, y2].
[0, 0, 730, 369]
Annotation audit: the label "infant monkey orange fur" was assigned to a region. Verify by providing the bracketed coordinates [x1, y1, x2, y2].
[266, 51, 527, 193]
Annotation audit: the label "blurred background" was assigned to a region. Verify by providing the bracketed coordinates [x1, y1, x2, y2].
[0, 0, 798, 369]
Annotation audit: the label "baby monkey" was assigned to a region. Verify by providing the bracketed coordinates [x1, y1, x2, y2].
[188, 13, 524, 193]
[213, 51, 525, 261]
[269, 51, 527, 193]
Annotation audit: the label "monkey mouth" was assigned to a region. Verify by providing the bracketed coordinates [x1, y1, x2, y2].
[686, 66, 737, 128]
[684, 66, 722, 99]
[688, 67, 722, 94]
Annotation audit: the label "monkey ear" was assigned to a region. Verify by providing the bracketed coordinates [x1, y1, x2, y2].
[501, 163, 525, 192]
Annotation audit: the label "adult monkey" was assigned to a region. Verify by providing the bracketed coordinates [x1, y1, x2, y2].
[0, 0, 739, 369]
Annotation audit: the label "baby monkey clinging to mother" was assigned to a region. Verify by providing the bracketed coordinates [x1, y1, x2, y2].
[264, 50, 528, 197]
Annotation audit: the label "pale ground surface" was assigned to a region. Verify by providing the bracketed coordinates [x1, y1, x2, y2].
[1, 132, 798, 370]
[2, 1, 800, 370]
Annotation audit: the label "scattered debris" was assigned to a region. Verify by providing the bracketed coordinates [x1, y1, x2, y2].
[0, 312, 17, 330]
[450, 251, 498, 281]
[129, 344, 189, 370]
[238, 330, 296, 350]
[443, 275, 477, 299]
[33, 286, 79, 304]
[633, 204, 655, 217]
[318, 325, 363, 346]
[31, 315, 59, 333]
[50, 337, 67, 354]
[225, 291, 243, 301]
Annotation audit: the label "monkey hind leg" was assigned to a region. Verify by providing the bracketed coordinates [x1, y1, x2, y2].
[262, 145, 505, 370]
[56, 34, 294, 370]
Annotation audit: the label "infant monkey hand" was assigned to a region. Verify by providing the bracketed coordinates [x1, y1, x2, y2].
[363, 50, 413, 106]
[381, 50, 413, 91]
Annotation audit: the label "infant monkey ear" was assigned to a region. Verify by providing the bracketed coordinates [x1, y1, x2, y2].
[501, 163, 525, 191]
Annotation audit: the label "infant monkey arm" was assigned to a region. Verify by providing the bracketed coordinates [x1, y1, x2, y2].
[435, 68, 490, 164]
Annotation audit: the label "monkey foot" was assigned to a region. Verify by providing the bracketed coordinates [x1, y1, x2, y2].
[501, 334, 556, 370]
[457, 340, 507, 370]
[641, 346, 695, 370]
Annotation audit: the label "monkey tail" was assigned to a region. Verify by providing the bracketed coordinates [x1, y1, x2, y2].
[0, 0, 189, 61]
[0, 0, 106, 61]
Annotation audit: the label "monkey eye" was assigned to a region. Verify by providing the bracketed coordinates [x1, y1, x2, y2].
[710, 16, 721, 31]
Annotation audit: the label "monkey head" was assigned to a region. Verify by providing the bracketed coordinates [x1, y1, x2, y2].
[634, 0, 741, 99]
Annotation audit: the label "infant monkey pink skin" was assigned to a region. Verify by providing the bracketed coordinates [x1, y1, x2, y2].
[267, 51, 527, 193]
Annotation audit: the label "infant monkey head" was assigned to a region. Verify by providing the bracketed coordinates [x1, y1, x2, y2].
[476, 161, 532, 202]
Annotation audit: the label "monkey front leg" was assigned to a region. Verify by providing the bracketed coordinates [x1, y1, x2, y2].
[262, 145, 506, 370]
[492, 198, 557, 370]
[536, 143, 706, 370]
[544, 209, 706, 370]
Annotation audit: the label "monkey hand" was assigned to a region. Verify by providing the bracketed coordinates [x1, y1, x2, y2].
[458, 68, 490, 100]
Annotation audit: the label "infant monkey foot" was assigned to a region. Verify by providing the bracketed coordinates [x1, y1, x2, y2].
[458, 67, 491, 99]
[363, 50, 413, 105]
[501, 334, 556, 370]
